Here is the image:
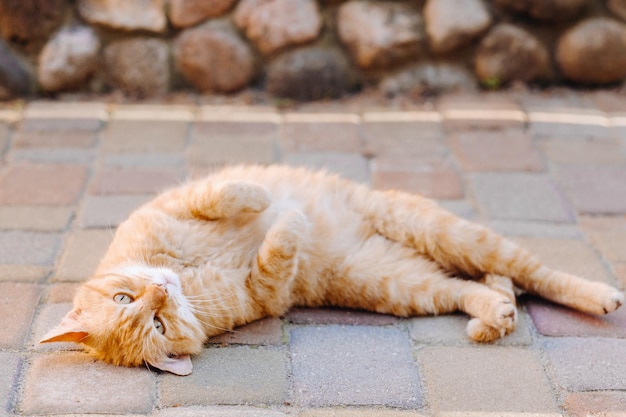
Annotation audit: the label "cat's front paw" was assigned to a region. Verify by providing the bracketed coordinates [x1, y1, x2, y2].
[219, 182, 271, 214]
[589, 284, 623, 315]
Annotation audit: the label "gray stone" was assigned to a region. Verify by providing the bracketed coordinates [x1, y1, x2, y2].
[290, 325, 422, 408]
[475, 23, 550, 87]
[556, 18, 626, 85]
[169, 0, 236, 28]
[104, 38, 170, 97]
[174, 21, 256, 93]
[424, 0, 491, 54]
[266, 47, 358, 101]
[77, 194, 152, 228]
[283, 152, 369, 183]
[234, 0, 322, 55]
[0, 40, 32, 99]
[337, 1, 424, 69]
[0, 231, 61, 265]
[78, 0, 166, 33]
[380, 63, 476, 96]
[494, 0, 586, 21]
[555, 166, 626, 215]
[0, 0, 66, 44]
[38, 26, 100, 92]
[0, 353, 20, 415]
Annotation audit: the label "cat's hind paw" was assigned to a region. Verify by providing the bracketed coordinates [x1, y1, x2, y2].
[466, 318, 506, 342]
[576, 282, 624, 315]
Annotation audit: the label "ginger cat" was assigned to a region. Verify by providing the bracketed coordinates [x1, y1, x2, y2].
[42, 165, 624, 375]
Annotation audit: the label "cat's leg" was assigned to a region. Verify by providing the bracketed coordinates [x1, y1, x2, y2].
[160, 180, 271, 220]
[466, 274, 517, 342]
[362, 189, 623, 315]
[248, 209, 307, 316]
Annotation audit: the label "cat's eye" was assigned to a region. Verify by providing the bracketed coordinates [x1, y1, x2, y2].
[113, 293, 134, 304]
[154, 317, 165, 334]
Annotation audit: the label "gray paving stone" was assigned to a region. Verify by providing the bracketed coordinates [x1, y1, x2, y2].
[290, 325, 421, 408]
[30, 302, 83, 351]
[0, 265, 50, 282]
[543, 337, 626, 391]
[101, 120, 189, 153]
[470, 173, 574, 222]
[419, 346, 559, 415]
[0, 283, 42, 349]
[9, 148, 96, 164]
[77, 194, 152, 228]
[207, 317, 283, 345]
[152, 406, 288, 417]
[556, 166, 626, 214]
[0, 352, 21, 416]
[285, 307, 399, 326]
[488, 220, 582, 239]
[20, 352, 156, 415]
[283, 152, 370, 183]
[299, 409, 428, 417]
[0, 206, 73, 231]
[103, 152, 186, 168]
[160, 346, 288, 406]
[53, 230, 114, 282]
[0, 231, 61, 265]
[564, 392, 626, 417]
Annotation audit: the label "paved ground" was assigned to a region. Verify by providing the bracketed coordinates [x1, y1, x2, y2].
[0, 90, 626, 416]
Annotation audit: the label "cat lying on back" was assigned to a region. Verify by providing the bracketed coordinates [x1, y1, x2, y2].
[42, 165, 624, 375]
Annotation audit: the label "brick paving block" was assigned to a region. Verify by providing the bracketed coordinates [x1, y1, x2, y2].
[513, 237, 614, 284]
[189, 121, 278, 165]
[0, 283, 42, 349]
[526, 297, 626, 337]
[283, 152, 369, 183]
[0, 265, 50, 282]
[437, 93, 527, 130]
[437, 199, 476, 220]
[614, 263, 626, 288]
[9, 148, 96, 164]
[579, 216, 626, 263]
[280, 119, 362, 153]
[13, 129, 97, 148]
[21, 101, 106, 131]
[207, 318, 283, 345]
[0, 231, 61, 265]
[470, 173, 574, 222]
[284, 307, 399, 326]
[45, 282, 80, 303]
[160, 346, 288, 406]
[299, 409, 428, 417]
[372, 156, 464, 199]
[30, 302, 82, 352]
[0, 352, 21, 415]
[77, 194, 152, 228]
[153, 406, 288, 417]
[538, 137, 626, 166]
[90, 166, 183, 195]
[0, 206, 72, 231]
[488, 220, 582, 239]
[290, 325, 421, 408]
[543, 337, 626, 391]
[54, 230, 113, 282]
[21, 352, 155, 415]
[419, 346, 559, 415]
[410, 311, 532, 346]
[361, 121, 445, 158]
[555, 166, 626, 214]
[0, 163, 87, 205]
[449, 129, 545, 172]
[102, 120, 189, 153]
[103, 152, 186, 168]
[565, 392, 626, 417]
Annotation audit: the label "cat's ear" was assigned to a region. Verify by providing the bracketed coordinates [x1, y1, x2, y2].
[40, 309, 89, 344]
[150, 354, 193, 376]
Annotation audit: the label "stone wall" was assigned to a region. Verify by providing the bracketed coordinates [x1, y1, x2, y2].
[1, 0, 625, 101]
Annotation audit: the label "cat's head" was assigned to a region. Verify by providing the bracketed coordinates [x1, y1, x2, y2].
[41, 266, 205, 375]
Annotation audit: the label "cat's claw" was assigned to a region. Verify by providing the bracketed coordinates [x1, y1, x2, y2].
[579, 283, 624, 315]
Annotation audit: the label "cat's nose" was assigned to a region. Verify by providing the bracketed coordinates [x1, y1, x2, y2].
[145, 284, 167, 310]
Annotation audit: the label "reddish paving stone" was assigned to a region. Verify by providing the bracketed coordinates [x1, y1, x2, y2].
[45, 282, 80, 303]
[13, 129, 98, 149]
[565, 392, 626, 417]
[0, 283, 42, 349]
[449, 129, 545, 172]
[290, 325, 421, 408]
[102, 120, 189, 153]
[54, 230, 113, 282]
[77, 194, 152, 228]
[538, 137, 626, 166]
[21, 102, 106, 132]
[470, 173, 574, 222]
[284, 307, 399, 326]
[207, 318, 283, 345]
[21, 352, 156, 415]
[0, 231, 61, 266]
[280, 121, 362, 153]
[543, 337, 626, 391]
[283, 152, 369, 183]
[10, 148, 96, 165]
[372, 156, 464, 199]
[0, 265, 50, 282]
[0, 206, 73, 231]
[90, 166, 183, 195]
[579, 216, 626, 263]
[556, 166, 626, 214]
[103, 152, 186, 168]
[526, 297, 626, 337]
[361, 121, 444, 158]
[0, 352, 21, 415]
[0, 163, 88, 205]
[437, 93, 527, 130]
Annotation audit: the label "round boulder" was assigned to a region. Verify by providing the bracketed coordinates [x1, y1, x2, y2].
[169, 0, 236, 28]
[380, 63, 476, 96]
[78, 0, 166, 33]
[475, 24, 550, 87]
[556, 18, 626, 85]
[0, 40, 32, 99]
[104, 38, 170, 97]
[38, 26, 101, 92]
[0, 0, 66, 45]
[266, 47, 359, 101]
[337, 1, 424, 69]
[174, 21, 256, 93]
[608, 0, 626, 22]
[493, 0, 586, 21]
[233, 0, 322, 56]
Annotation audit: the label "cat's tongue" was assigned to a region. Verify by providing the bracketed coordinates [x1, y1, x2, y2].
[151, 354, 193, 376]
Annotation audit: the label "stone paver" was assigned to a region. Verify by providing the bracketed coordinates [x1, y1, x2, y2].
[102, 120, 189, 153]
[556, 166, 626, 214]
[0, 206, 73, 231]
[290, 325, 421, 408]
[579, 216, 626, 263]
[283, 152, 369, 183]
[77, 194, 153, 228]
[207, 317, 283, 345]
[285, 307, 399, 326]
[0, 352, 21, 416]
[543, 338, 626, 391]
[419, 346, 559, 415]
[54, 230, 114, 282]
[564, 392, 626, 417]
[0, 283, 42, 348]
[280, 118, 361, 153]
[90, 166, 183, 195]
[0, 231, 61, 265]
